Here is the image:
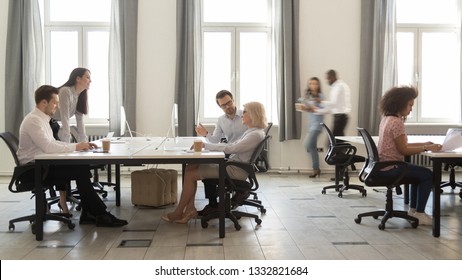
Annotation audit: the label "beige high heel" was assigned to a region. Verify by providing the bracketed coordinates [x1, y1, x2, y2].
[161, 212, 182, 223]
[176, 209, 198, 224]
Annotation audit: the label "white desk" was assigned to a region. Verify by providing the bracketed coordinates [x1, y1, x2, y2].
[33, 137, 226, 241]
[337, 134, 461, 237]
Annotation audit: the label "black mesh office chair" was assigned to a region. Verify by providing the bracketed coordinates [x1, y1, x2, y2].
[254, 122, 273, 173]
[70, 126, 110, 199]
[0, 132, 76, 234]
[320, 123, 367, 198]
[354, 128, 419, 230]
[200, 135, 270, 230]
[440, 163, 462, 197]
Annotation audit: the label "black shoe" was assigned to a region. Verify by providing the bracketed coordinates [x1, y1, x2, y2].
[95, 212, 128, 227]
[79, 210, 96, 225]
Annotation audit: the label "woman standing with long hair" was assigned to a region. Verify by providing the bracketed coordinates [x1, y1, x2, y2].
[299, 77, 325, 178]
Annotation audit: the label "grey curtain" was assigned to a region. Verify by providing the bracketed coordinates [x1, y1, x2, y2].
[175, 0, 202, 136]
[5, 0, 43, 137]
[274, 0, 301, 141]
[358, 0, 396, 135]
[109, 0, 138, 136]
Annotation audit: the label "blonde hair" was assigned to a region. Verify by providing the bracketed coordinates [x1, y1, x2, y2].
[243, 102, 267, 129]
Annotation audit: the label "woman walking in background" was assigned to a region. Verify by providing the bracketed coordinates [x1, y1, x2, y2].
[298, 77, 325, 178]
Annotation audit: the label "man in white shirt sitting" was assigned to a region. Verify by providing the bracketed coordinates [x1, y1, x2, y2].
[17, 85, 128, 227]
[195, 90, 247, 215]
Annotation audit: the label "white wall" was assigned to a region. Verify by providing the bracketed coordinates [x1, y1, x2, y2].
[0, 0, 361, 174]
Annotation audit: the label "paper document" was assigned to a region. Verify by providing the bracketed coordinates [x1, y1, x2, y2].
[441, 128, 462, 152]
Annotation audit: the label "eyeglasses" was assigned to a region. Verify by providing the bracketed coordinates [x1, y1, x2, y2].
[219, 100, 233, 109]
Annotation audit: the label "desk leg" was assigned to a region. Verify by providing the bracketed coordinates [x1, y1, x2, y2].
[432, 159, 442, 237]
[115, 164, 121, 206]
[35, 164, 44, 241]
[219, 161, 225, 238]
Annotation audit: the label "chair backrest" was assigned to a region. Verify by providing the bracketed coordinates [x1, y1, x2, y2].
[264, 122, 273, 136]
[321, 122, 336, 147]
[357, 127, 379, 163]
[0, 132, 20, 166]
[248, 135, 271, 165]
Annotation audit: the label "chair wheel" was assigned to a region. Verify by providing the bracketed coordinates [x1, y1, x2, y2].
[378, 223, 385, 230]
[8, 223, 15, 231]
[255, 218, 262, 225]
[234, 224, 241, 231]
[260, 208, 267, 214]
[201, 219, 208, 229]
[362, 190, 367, 197]
[411, 221, 419, 228]
[102, 192, 108, 198]
[338, 192, 343, 198]
[68, 222, 76, 230]
[373, 215, 379, 219]
[76, 204, 82, 211]
[31, 223, 36, 235]
[459, 191, 462, 199]
[354, 217, 361, 224]
[321, 190, 326, 194]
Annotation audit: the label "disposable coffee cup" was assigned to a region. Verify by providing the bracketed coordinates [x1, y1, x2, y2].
[101, 138, 111, 152]
[193, 139, 203, 153]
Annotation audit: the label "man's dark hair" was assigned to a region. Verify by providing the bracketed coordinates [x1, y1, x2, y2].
[326, 69, 337, 79]
[215, 90, 233, 105]
[35, 85, 59, 104]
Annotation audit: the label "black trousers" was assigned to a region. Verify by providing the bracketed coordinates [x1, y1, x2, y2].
[26, 165, 107, 216]
[333, 114, 349, 136]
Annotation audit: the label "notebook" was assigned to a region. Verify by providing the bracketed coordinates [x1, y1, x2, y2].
[441, 128, 462, 152]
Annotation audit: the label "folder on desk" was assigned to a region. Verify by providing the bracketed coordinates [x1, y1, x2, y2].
[441, 128, 462, 152]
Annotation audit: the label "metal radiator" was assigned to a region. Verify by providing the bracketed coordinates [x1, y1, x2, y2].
[88, 134, 105, 141]
[408, 134, 441, 168]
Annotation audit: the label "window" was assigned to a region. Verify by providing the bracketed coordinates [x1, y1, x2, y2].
[200, 0, 274, 122]
[396, 0, 461, 123]
[41, 0, 111, 123]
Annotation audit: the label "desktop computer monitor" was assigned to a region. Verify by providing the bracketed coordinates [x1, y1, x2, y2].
[120, 106, 133, 138]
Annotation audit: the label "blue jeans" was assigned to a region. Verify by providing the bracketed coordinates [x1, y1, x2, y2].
[378, 163, 432, 212]
[303, 129, 322, 170]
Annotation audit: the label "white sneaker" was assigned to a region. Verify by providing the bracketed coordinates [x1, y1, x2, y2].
[408, 208, 416, 216]
[414, 212, 433, 226]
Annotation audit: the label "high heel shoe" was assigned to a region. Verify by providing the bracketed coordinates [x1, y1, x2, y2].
[161, 212, 182, 223]
[176, 209, 198, 224]
[309, 169, 321, 178]
[57, 201, 73, 218]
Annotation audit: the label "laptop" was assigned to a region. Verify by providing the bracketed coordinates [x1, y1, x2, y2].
[441, 128, 462, 152]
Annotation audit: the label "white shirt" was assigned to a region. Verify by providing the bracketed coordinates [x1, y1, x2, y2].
[205, 109, 247, 144]
[17, 108, 77, 165]
[52, 86, 86, 143]
[317, 79, 351, 115]
[204, 127, 265, 163]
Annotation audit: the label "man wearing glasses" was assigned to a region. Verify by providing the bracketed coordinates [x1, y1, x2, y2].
[195, 90, 247, 215]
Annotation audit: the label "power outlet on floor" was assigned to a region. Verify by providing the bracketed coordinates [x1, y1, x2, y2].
[317, 147, 324, 152]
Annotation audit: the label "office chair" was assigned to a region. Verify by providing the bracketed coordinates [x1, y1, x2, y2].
[320, 123, 367, 198]
[354, 128, 419, 230]
[440, 163, 462, 197]
[70, 126, 110, 199]
[254, 122, 273, 173]
[200, 136, 270, 230]
[0, 132, 76, 234]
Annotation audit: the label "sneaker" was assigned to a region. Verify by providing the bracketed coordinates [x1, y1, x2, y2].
[413, 212, 433, 226]
[407, 208, 416, 216]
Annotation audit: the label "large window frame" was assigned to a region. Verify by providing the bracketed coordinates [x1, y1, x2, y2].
[396, 0, 462, 124]
[199, 0, 274, 123]
[42, 0, 111, 125]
